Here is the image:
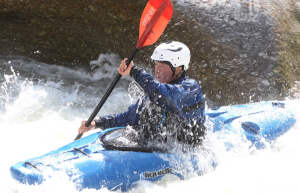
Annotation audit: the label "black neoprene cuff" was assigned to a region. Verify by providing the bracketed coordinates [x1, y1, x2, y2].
[130, 66, 141, 77]
[94, 118, 104, 129]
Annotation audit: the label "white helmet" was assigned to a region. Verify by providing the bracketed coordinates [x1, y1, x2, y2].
[151, 41, 190, 70]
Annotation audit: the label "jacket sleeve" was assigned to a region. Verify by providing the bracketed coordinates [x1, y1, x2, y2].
[130, 66, 202, 115]
[94, 99, 142, 129]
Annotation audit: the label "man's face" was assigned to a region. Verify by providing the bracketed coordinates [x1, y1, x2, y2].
[155, 61, 174, 83]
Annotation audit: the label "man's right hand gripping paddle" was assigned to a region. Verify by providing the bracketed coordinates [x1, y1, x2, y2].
[75, 0, 173, 141]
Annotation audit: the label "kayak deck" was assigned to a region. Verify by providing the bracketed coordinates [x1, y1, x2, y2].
[10, 101, 296, 191]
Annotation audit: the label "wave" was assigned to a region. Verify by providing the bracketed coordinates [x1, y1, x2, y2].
[1, 55, 300, 193]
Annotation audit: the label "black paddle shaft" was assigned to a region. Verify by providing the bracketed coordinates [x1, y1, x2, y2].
[74, 48, 139, 141]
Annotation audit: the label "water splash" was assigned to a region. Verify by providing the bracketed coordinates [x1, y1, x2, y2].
[1, 56, 300, 193]
[0, 66, 20, 112]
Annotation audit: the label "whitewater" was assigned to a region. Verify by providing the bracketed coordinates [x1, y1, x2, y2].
[1, 55, 300, 193]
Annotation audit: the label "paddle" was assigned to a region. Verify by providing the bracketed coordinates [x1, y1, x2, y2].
[75, 0, 173, 141]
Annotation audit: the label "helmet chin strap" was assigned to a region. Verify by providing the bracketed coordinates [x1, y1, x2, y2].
[170, 68, 184, 82]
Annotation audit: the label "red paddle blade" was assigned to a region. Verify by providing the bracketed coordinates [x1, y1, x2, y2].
[136, 0, 173, 49]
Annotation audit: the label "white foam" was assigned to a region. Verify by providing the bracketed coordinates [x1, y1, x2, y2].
[1, 56, 300, 193]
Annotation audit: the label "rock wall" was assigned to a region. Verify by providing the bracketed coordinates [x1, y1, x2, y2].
[0, 0, 148, 64]
[1, 0, 300, 106]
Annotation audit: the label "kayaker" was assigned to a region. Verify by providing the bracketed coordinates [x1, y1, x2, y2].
[78, 41, 205, 146]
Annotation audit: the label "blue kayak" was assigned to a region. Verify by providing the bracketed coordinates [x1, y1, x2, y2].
[10, 101, 296, 191]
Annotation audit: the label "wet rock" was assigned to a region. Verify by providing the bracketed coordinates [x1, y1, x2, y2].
[0, 0, 300, 106]
[172, 0, 300, 105]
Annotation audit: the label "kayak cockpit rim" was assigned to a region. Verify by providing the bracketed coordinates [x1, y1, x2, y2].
[100, 127, 166, 153]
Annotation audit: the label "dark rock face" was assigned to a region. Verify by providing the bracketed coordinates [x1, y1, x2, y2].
[0, 0, 147, 65]
[175, 0, 283, 106]
[1, 0, 300, 106]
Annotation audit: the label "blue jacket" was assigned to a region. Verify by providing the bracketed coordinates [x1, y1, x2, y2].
[96, 67, 205, 129]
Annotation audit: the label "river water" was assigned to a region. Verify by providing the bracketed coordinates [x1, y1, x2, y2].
[1, 55, 300, 193]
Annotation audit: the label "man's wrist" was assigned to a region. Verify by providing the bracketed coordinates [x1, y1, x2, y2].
[130, 66, 141, 77]
[94, 118, 104, 129]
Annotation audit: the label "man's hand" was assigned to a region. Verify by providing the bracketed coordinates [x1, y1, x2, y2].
[78, 120, 96, 134]
[118, 58, 134, 76]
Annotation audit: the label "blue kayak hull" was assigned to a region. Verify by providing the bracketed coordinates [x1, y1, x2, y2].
[10, 101, 296, 191]
[10, 131, 189, 191]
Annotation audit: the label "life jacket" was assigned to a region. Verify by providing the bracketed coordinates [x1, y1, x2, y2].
[136, 98, 205, 146]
